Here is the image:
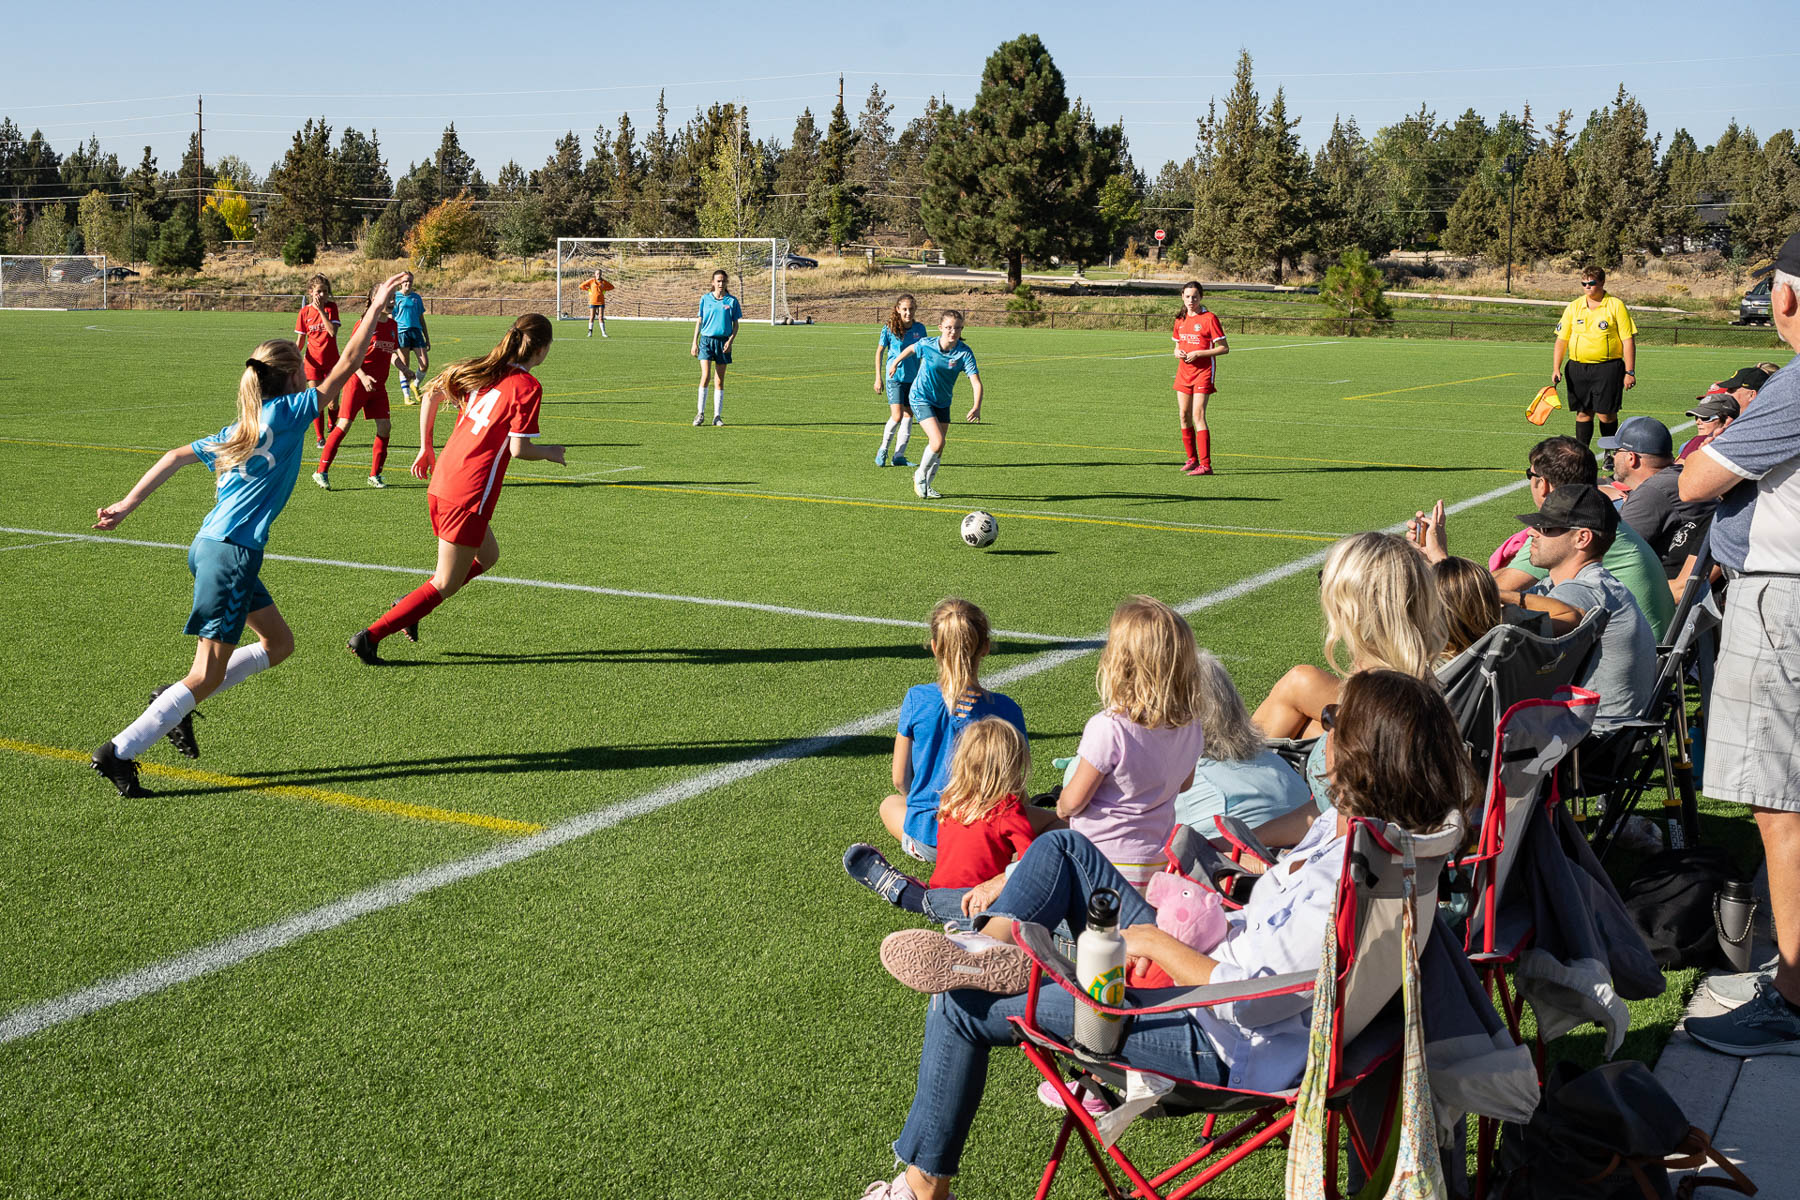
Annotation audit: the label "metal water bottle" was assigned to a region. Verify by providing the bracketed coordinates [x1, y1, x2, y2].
[1716, 879, 1757, 974]
[1073, 888, 1128, 1055]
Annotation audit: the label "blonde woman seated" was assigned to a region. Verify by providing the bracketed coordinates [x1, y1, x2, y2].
[1174, 650, 1314, 833]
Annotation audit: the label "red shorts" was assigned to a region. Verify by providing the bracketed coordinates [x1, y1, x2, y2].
[305, 345, 340, 383]
[429, 494, 490, 548]
[1174, 363, 1215, 396]
[344, 377, 390, 421]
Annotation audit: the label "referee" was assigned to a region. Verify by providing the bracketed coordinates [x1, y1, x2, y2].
[1550, 267, 1637, 448]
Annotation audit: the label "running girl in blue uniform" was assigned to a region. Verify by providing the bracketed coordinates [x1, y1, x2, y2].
[690, 269, 742, 426]
[89, 272, 409, 797]
[885, 309, 983, 499]
[874, 293, 927, 468]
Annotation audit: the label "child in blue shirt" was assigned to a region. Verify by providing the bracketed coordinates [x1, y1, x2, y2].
[690, 269, 743, 426]
[88, 273, 409, 797]
[874, 293, 928, 468]
[885, 309, 983, 498]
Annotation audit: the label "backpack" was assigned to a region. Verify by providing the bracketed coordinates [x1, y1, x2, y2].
[1620, 847, 1738, 969]
[1496, 1060, 1753, 1200]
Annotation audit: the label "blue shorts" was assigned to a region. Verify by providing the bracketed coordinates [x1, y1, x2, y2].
[885, 378, 913, 407]
[186, 537, 272, 642]
[909, 399, 951, 426]
[397, 328, 426, 350]
[698, 335, 732, 365]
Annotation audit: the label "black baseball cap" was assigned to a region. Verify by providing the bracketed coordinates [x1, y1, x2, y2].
[1718, 366, 1772, 393]
[1750, 231, 1800, 279]
[1598, 415, 1674, 456]
[1686, 394, 1740, 421]
[1517, 484, 1619, 536]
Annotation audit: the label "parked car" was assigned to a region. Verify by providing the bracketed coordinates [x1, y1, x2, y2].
[101, 266, 141, 282]
[783, 252, 818, 269]
[1738, 277, 1771, 325]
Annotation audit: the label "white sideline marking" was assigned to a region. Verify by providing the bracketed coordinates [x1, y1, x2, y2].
[0, 525, 1076, 645]
[0, 537, 81, 553]
[0, 475, 1539, 1046]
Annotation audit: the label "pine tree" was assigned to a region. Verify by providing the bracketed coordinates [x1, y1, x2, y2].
[610, 114, 642, 228]
[334, 128, 390, 241]
[150, 201, 204, 272]
[633, 92, 673, 236]
[1190, 55, 1261, 269]
[1440, 175, 1507, 261]
[584, 121, 616, 235]
[1369, 105, 1442, 249]
[1567, 85, 1662, 267]
[266, 118, 338, 246]
[434, 124, 476, 194]
[1313, 117, 1390, 258]
[1732, 130, 1800, 260]
[698, 107, 768, 239]
[538, 131, 594, 238]
[852, 83, 895, 233]
[493, 192, 551, 264]
[363, 204, 404, 260]
[1514, 110, 1574, 261]
[1245, 89, 1314, 280]
[886, 97, 942, 243]
[770, 108, 823, 245]
[1659, 129, 1705, 251]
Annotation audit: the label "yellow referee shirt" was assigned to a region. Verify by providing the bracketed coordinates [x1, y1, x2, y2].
[1556, 295, 1637, 363]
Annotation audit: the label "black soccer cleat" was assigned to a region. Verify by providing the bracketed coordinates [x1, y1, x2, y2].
[392, 598, 420, 643]
[91, 741, 153, 798]
[149, 685, 202, 759]
[347, 629, 386, 665]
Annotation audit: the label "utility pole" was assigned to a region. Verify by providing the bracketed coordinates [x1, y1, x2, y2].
[196, 95, 205, 217]
[1504, 153, 1519, 295]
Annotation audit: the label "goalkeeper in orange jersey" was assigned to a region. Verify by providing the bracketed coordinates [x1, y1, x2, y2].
[577, 268, 615, 338]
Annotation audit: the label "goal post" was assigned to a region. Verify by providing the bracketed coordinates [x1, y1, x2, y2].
[0, 255, 108, 311]
[555, 238, 790, 325]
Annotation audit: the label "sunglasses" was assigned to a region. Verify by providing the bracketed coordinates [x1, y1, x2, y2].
[1532, 525, 1572, 538]
[1320, 703, 1339, 732]
[1525, 468, 1541, 482]
[1581, 280, 1601, 287]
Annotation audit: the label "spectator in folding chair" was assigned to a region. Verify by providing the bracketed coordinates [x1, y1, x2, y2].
[1680, 233, 1800, 1056]
[1600, 416, 1717, 593]
[1172, 650, 1314, 835]
[1433, 555, 1504, 662]
[856, 670, 1475, 1200]
[1676, 390, 1740, 463]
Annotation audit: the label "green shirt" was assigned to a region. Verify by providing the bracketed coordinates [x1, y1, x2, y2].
[1504, 521, 1674, 641]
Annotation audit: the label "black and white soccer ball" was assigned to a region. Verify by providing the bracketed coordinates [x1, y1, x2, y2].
[961, 510, 998, 548]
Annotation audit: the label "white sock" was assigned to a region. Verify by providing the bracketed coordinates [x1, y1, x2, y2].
[697, 385, 707, 416]
[918, 448, 941, 484]
[712, 387, 723, 419]
[879, 416, 900, 453]
[111, 682, 196, 761]
[894, 416, 913, 457]
[599, 320, 608, 337]
[212, 643, 272, 698]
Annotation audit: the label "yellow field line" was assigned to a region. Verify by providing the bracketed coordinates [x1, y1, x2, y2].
[1342, 372, 1521, 401]
[0, 736, 543, 836]
[593, 481, 1335, 541]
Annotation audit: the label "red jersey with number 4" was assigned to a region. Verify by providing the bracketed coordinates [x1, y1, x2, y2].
[296, 302, 341, 378]
[1172, 310, 1226, 394]
[428, 366, 543, 517]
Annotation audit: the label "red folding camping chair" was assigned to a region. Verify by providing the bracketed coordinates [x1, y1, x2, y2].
[1007, 815, 1463, 1200]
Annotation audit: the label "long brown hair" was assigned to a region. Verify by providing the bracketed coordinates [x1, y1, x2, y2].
[887, 293, 918, 339]
[938, 717, 1030, 826]
[425, 313, 552, 408]
[929, 597, 991, 709]
[1329, 669, 1474, 831]
[219, 340, 304, 472]
[1433, 557, 1502, 661]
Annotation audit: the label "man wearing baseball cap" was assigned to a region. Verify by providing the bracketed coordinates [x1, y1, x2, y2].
[1601, 416, 1715, 582]
[1682, 230, 1800, 1056]
[1677, 391, 1739, 462]
[1499, 484, 1657, 730]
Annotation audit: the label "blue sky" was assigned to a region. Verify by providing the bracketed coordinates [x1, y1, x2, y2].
[5, 0, 1795, 185]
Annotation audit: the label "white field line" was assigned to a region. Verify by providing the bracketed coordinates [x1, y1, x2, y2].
[0, 537, 83, 553]
[0, 475, 1537, 1046]
[0, 525, 1075, 645]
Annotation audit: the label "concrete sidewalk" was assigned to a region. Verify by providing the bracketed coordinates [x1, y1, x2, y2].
[1654, 865, 1797, 1197]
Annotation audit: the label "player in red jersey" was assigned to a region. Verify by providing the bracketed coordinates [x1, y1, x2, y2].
[1171, 281, 1229, 475]
[296, 275, 342, 447]
[348, 314, 568, 664]
[312, 286, 400, 490]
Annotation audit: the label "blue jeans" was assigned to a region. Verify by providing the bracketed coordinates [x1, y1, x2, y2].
[891, 830, 1228, 1179]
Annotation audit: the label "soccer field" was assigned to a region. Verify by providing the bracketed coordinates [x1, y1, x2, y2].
[0, 310, 1741, 1197]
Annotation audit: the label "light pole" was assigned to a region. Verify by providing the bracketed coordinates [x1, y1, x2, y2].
[1504, 154, 1520, 295]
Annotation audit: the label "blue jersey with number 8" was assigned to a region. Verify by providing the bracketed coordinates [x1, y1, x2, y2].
[188, 390, 322, 550]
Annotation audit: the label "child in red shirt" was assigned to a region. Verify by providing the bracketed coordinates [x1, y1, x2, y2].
[1171, 281, 1229, 475]
[295, 274, 341, 446]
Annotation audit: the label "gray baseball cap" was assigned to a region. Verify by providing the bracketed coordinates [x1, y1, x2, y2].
[1598, 415, 1673, 456]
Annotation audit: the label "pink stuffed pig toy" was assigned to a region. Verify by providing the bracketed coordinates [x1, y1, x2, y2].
[1127, 871, 1229, 989]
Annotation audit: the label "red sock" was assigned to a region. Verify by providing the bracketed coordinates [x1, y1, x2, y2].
[371, 437, 388, 476]
[313, 414, 327, 442]
[319, 426, 348, 473]
[1196, 429, 1211, 465]
[1180, 428, 1197, 463]
[367, 582, 444, 644]
[463, 560, 488, 585]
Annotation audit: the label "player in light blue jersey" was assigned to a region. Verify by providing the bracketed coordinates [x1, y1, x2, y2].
[391, 271, 430, 404]
[690, 268, 743, 426]
[88, 272, 410, 798]
[885, 309, 984, 498]
[874, 293, 928, 468]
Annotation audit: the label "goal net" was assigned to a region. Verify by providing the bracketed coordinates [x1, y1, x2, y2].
[555, 238, 791, 325]
[0, 255, 108, 310]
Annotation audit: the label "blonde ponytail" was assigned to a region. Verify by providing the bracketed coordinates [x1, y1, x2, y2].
[929, 597, 991, 709]
[216, 341, 302, 472]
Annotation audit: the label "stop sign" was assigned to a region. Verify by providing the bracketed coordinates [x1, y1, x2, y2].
[1154, 229, 1166, 243]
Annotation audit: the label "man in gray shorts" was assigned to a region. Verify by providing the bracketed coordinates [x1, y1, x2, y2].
[1682, 230, 1800, 1055]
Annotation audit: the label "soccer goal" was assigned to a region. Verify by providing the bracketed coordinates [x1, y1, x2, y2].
[0, 255, 109, 311]
[555, 238, 792, 325]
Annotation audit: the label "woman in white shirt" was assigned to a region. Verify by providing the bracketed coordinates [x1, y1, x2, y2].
[859, 669, 1474, 1200]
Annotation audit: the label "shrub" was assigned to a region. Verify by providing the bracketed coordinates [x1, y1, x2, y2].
[282, 227, 319, 266]
[150, 204, 205, 273]
[363, 205, 405, 260]
[404, 194, 489, 269]
[1318, 249, 1391, 332]
[197, 206, 230, 253]
[1006, 283, 1044, 327]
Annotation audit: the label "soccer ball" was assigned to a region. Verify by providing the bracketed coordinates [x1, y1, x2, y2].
[961, 510, 998, 548]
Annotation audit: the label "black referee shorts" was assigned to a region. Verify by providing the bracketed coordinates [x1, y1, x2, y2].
[1565, 359, 1626, 416]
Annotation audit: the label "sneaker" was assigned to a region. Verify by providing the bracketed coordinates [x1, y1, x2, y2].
[312, 471, 330, 490]
[713, 415, 725, 426]
[843, 843, 923, 907]
[1194, 462, 1214, 476]
[601, 330, 608, 338]
[390, 598, 421, 643]
[91, 741, 152, 798]
[1037, 1078, 1111, 1118]
[860, 1172, 950, 1200]
[920, 484, 943, 500]
[879, 928, 1031, 995]
[366, 474, 387, 489]
[913, 474, 927, 498]
[347, 629, 385, 666]
[693, 414, 705, 426]
[149, 684, 201, 760]
[891, 454, 911, 468]
[1181, 459, 1198, 473]
[1704, 956, 1781, 1010]
[875, 449, 889, 467]
[1686, 979, 1800, 1056]
[314, 438, 325, 450]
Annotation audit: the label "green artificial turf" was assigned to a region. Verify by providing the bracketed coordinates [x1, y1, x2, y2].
[0, 310, 1766, 1198]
